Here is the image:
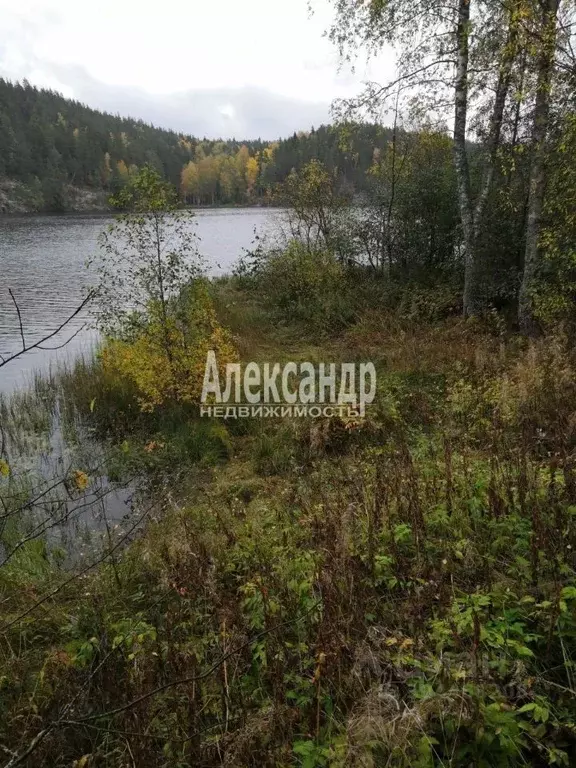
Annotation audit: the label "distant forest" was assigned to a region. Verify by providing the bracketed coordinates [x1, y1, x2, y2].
[0, 78, 397, 211]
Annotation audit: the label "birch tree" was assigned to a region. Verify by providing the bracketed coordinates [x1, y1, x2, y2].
[327, 0, 524, 315]
[518, 0, 561, 333]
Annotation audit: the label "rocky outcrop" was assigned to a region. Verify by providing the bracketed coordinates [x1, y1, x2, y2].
[0, 177, 109, 214]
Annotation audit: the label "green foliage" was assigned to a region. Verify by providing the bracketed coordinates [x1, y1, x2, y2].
[4, 1, 576, 762]
[91, 166, 203, 335]
[0, 78, 414, 210]
[110, 163, 179, 212]
[5, 220, 576, 766]
[252, 422, 304, 475]
[280, 159, 349, 255]
[534, 114, 576, 327]
[5, 311, 576, 765]
[89, 167, 237, 411]
[354, 129, 459, 273]
[240, 239, 356, 333]
[101, 279, 237, 411]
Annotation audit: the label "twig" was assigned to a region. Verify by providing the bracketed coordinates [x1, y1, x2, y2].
[8, 290, 25, 351]
[0, 291, 94, 369]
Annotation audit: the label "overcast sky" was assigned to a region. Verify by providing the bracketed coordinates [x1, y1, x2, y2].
[0, 0, 395, 139]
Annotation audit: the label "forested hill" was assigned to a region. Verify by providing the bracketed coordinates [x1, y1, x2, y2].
[0, 78, 394, 212]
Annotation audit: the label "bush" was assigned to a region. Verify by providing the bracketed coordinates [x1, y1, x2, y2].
[245, 240, 356, 333]
[101, 279, 237, 412]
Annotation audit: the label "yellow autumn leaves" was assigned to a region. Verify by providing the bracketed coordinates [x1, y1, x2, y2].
[180, 143, 269, 205]
[93, 168, 237, 414]
[73, 470, 90, 492]
[2, 460, 88, 491]
[101, 281, 237, 412]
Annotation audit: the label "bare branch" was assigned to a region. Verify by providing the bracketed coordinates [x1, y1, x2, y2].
[0, 291, 94, 369]
[8, 290, 25, 352]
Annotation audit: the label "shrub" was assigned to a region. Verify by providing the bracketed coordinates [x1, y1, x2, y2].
[101, 279, 237, 412]
[248, 240, 356, 332]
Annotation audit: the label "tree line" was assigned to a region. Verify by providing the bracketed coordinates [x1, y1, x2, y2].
[0, 78, 400, 210]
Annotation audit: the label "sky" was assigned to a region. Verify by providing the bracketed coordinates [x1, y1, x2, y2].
[0, 0, 395, 139]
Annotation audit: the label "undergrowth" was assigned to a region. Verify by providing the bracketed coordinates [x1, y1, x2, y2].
[1, 275, 576, 767]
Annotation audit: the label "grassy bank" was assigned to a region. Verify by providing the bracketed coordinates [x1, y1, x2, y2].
[1, 263, 576, 767]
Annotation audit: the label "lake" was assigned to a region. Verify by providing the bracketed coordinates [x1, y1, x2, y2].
[0, 208, 280, 394]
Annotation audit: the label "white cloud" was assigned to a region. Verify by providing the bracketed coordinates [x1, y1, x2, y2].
[219, 104, 236, 121]
[0, 0, 395, 137]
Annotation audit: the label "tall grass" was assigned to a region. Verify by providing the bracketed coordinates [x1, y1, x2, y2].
[2, 258, 576, 765]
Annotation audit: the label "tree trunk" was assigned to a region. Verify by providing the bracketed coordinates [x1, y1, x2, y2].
[518, 0, 559, 334]
[454, 0, 477, 316]
[457, 0, 519, 316]
[472, 15, 518, 241]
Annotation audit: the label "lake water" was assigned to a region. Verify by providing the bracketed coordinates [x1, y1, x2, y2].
[0, 208, 282, 554]
[0, 208, 280, 394]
